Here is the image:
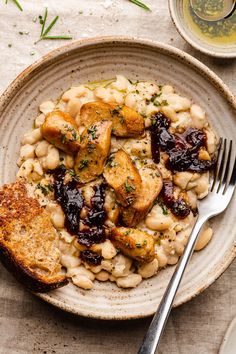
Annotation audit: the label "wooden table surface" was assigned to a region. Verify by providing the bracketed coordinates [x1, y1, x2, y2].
[0, 1, 235, 353]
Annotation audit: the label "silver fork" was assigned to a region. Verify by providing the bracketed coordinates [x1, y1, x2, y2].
[138, 138, 236, 354]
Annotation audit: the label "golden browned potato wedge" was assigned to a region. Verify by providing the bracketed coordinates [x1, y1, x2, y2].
[121, 164, 163, 227]
[103, 149, 141, 206]
[111, 227, 155, 263]
[41, 110, 80, 154]
[79, 101, 144, 137]
[74, 120, 112, 183]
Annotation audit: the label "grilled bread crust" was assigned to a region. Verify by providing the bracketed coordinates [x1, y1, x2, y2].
[0, 181, 68, 292]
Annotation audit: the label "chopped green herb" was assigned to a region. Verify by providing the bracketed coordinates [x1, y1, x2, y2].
[78, 159, 89, 170]
[8, 44, 12, 48]
[143, 240, 147, 246]
[61, 134, 67, 144]
[36, 183, 54, 196]
[111, 106, 122, 116]
[124, 230, 131, 236]
[106, 155, 118, 168]
[125, 178, 136, 193]
[87, 126, 97, 140]
[87, 143, 95, 153]
[156, 198, 169, 215]
[136, 243, 142, 248]
[36, 8, 72, 43]
[128, 0, 151, 11]
[68, 169, 76, 177]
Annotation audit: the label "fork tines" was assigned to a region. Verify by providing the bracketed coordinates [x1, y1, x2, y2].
[211, 138, 236, 194]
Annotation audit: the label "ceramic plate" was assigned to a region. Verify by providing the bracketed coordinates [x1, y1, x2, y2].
[0, 37, 235, 320]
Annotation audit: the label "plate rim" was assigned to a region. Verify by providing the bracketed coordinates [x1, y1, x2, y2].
[0, 36, 236, 320]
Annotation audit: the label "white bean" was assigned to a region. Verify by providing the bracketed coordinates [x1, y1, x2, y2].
[96, 271, 109, 282]
[45, 146, 60, 170]
[167, 255, 179, 265]
[21, 128, 42, 145]
[205, 129, 217, 154]
[70, 265, 95, 281]
[111, 75, 131, 91]
[173, 172, 194, 190]
[65, 154, 74, 169]
[190, 104, 206, 129]
[51, 211, 65, 230]
[111, 254, 132, 277]
[101, 259, 113, 273]
[161, 106, 178, 122]
[195, 227, 213, 251]
[100, 240, 117, 260]
[166, 94, 191, 112]
[145, 205, 174, 231]
[116, 274, 142, 288]
[156, 249, 168, 268]
[20, 144, 35, 160]
[138, 259, 159, 279]
[72, 275, 94, 290]
[162, 85, 174, 94]
[194, 173, 209, 199]
[39, 101, 55, 115]
[34, 114, 45, 128]
[66, 98, 82, 118]
[62, 86, 88, 102]
[35, 140, 50, 157]
[61, 254, 81, 268]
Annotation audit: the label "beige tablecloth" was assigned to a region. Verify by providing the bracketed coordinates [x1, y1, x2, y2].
[0, 1, 235, 353]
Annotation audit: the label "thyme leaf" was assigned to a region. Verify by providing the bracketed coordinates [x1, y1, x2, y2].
[128, 0, 151, 11]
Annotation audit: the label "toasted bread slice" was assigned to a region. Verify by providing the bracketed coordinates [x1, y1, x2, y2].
[110, 227, 155, 262]
[121, 164, 163, 227]
[0, 181, 68, 292]
[103, 149, 142, 206]
[79, 102, 144, 137]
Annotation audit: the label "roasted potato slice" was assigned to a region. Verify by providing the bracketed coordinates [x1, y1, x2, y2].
[111, 227, 155, 262]
[103, 149, 141, 206]
[41, 110, 80, 154]
[74, 120, 112, 183]
[79, 101, 144, 137]
[121, 164, 163, 227]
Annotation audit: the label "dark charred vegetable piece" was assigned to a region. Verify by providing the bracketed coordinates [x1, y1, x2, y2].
[80, 250, 103, 266]
[53, 166, 84, 234]
[150, 112, 172, 163]
[85, 184, 107, 226]
[76, 227, 106, 248]
[150, 113, 215, 173]
[161, 180, 190, 218]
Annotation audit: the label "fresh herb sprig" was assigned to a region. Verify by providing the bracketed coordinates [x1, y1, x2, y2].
[5, 0, 23, 11]
[36, 8, 72, 43]
[128, 0, 151, 11]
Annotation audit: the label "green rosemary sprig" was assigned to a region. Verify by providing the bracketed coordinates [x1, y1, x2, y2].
[36, 8, 72, 43]
[5, 0, 23, 11]
[128, 0, 151, 11]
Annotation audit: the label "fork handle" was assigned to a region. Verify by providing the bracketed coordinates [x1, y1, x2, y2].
[138, 215, 208, 354]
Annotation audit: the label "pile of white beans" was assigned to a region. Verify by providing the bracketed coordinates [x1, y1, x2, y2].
[16, 75, 217, 290]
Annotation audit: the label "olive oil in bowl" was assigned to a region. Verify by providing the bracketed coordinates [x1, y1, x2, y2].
[182, 0, 236, 47]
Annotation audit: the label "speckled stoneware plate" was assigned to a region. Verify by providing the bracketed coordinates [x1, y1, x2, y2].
[0, 37, 235, 320]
